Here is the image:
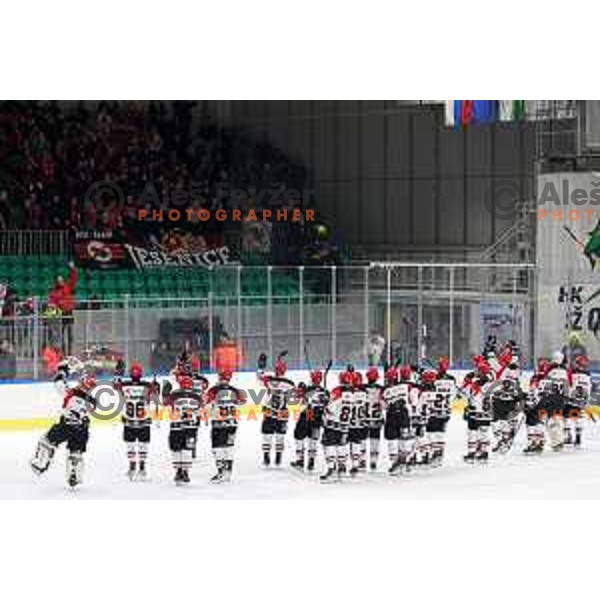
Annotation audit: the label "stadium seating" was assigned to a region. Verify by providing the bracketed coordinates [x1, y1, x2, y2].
[0, 256, 307, 307]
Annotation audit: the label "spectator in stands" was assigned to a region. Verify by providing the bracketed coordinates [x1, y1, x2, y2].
[47, 261, 77, 354]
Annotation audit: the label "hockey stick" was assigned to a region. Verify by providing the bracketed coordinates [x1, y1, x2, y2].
[323, 359, 333, 388]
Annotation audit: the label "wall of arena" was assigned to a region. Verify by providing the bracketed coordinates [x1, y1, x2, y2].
[225, 101, 535, 258]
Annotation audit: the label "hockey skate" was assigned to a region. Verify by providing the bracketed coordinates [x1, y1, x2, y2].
[275, 451, 283, 467]
[475, 451, 489, 463]
[127, 463, 136, 481]
[463, 452, 476, 464]
[263, 452, 271, 468]
[388, 458, 403, 476]
[290, 458, 305, 471]
[174, 468, 185, 485]
[307, 457, 316, 472]
[137, 466, 148, 482]
[574, 431, 582, 447]
[210, 465, 226, 484]
[180, 470, 191, 484]
[319, 466, 337, 483]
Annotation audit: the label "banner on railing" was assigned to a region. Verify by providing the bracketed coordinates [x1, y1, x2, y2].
[74, 231, 131, 270]
[126, 244, 234, 269]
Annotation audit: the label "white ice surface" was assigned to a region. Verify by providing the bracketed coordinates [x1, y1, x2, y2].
[3, 416, 600, 499]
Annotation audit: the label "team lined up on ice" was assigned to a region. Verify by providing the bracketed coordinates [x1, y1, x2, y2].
[29, 342, 593, 487]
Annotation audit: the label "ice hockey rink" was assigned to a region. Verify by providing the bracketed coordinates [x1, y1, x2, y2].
[2, 371, 600, 500]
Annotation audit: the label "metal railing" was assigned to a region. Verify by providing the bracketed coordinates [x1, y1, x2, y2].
[0, 230, 71, 256]
[0, 263, 537, 381]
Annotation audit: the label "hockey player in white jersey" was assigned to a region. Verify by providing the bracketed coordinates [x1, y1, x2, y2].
[320, 371, 354, 482]
[114, 362, 159, 481]
[348, 370, 368, 476]
[260, 355, 296, 467]
[164, 375, 204, 485]
[462, 358, 494, 463]
[204, 369, 245, 483]
[432, 357, 456, 465]
[384, 365, 415, 475]
[291, 369, 330, 472]
[564, 354, 591, 447]
[31, 364, 97, 488]
[363, 367, 384, 470]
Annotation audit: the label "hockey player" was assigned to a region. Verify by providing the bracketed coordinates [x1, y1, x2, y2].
[31, 368, 97, 488]
[462, 359, 495, 463]
[540, 350, 570, 451]
[364, 367, 385, 470]
[348, 370, 368, 475]
[546, 350, 570, 395]
[432, 357, 456, 465]
[260, 355, 296, 467]
[204, 369, 245, 483]
[564, 354, 591, 447]
[114, 362, 159, 481]
[384, 365, 414, 475]
[490, 374, 525, 454]
[523, 358, 550, 454]
[320, 371, 353, 482]
[291, 369, 330, 472]
[164, 374, 204, 485]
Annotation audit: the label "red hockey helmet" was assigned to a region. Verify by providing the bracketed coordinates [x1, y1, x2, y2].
[422, 369, 437, 384]
[352, 371, 363, 387]
[190, 355, 201, 373]
[537, 357, 550, 374]
[366, 367, 379, 383]
[575, 355, 589, 370]
[385, 367, 399, 383]
[310, 370, 323, 385]
[275, 359, 287, 377]
[399, 365, 412, 381]
[179, 376, 193, 390]
[438, 356, 449, 373]
[219, 369, 233, 382]
[130, 361, 143, 380]
[80, 374, 96, 390]
[339, 371, 353, 386]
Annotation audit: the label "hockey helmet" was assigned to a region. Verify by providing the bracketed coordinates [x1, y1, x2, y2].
[219, 369, 233, 382]
[130, 361, 143, 380]
[352, 371, 363, 387]
[537, 357, 549, 373]
[575, 354, 589, 370]
[422, 369, 437, 384]
[179, 376, 193, 390]
[438, 356, 449, 373]
[552, 350, 564, 365]
[366, 367, 379, 383]
[385, 367, 399, 383]
[80, 373, 96, 390]
[339, 371, 353, 386]
[310, 370, 323, 385]
[399, 365, 412, 381]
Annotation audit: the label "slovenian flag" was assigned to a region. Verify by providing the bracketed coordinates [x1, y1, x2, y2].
[445, 100, 524, 126]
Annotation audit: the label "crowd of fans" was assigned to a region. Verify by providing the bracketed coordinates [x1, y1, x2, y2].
[0, 101, 336, 264]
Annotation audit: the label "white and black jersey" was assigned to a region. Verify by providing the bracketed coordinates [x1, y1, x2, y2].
[324, 385, 354, 432]
[116, 379, 157, 428]
[570, 370, 591, 406]
[302, 385, 330, 427]
[262, 376, 296, 417]
[167, 388, 204, 430]
[364, 382, 384, 428]
[205, 383, 244, 428]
